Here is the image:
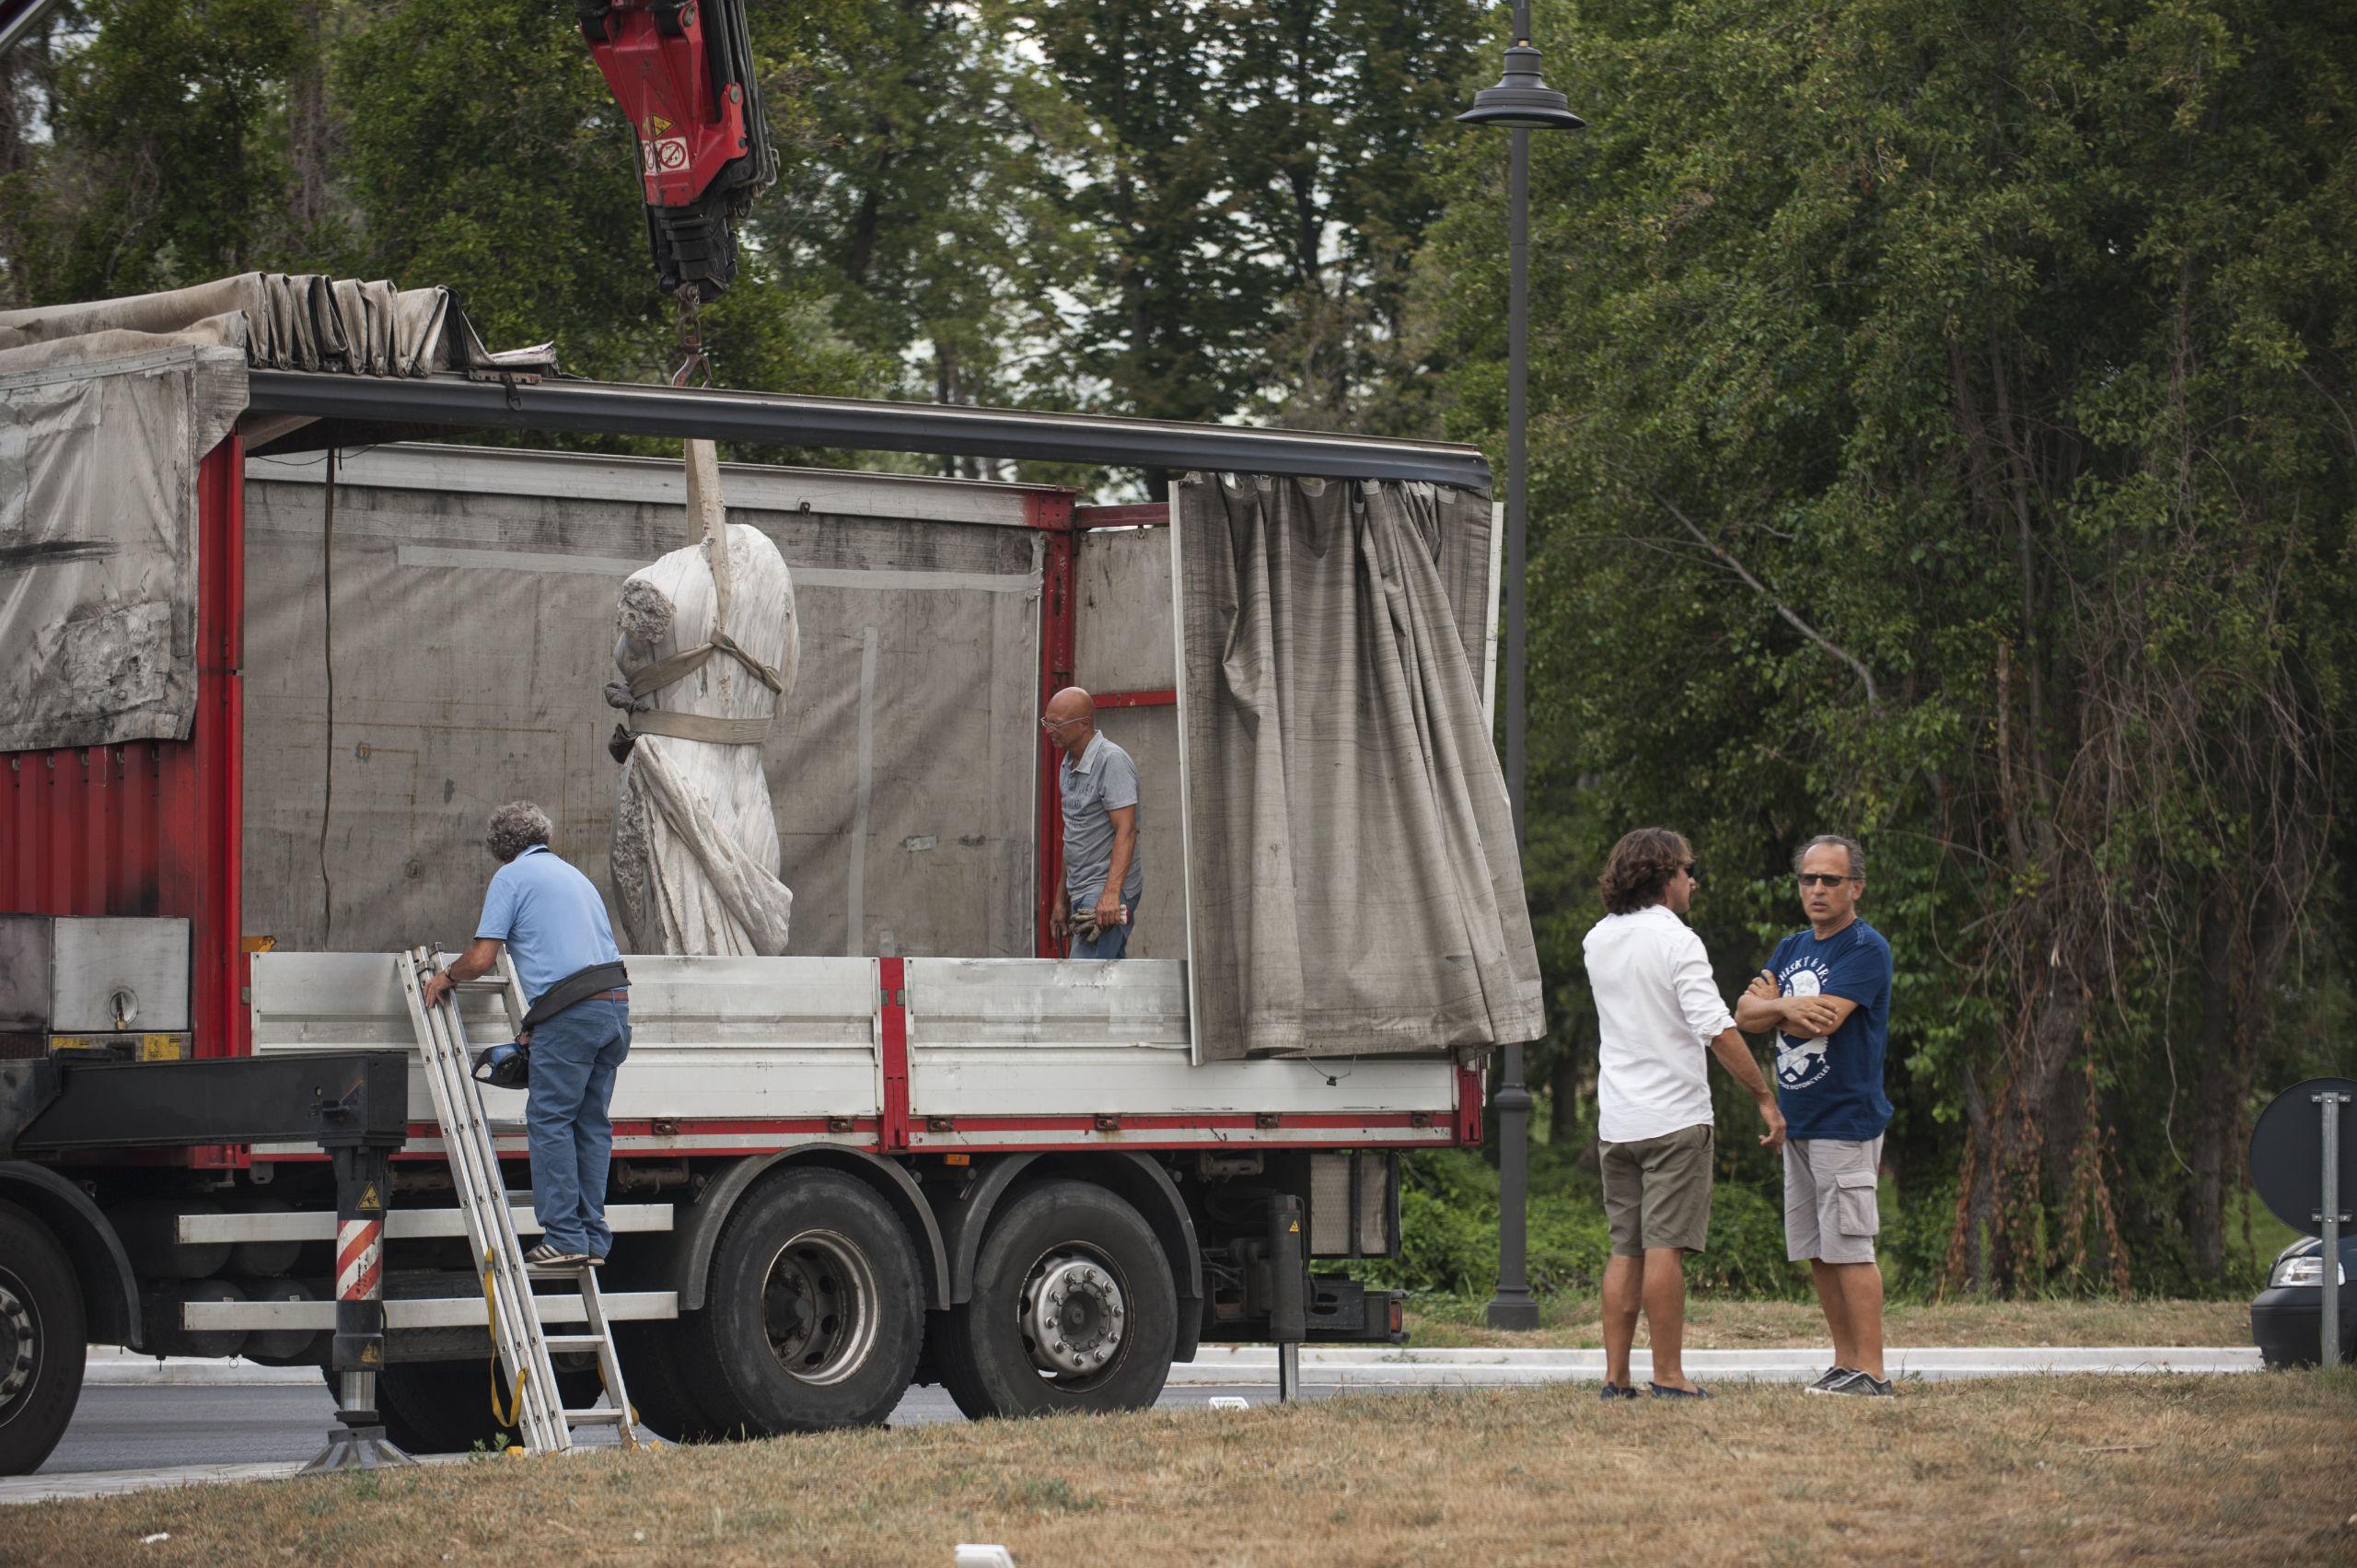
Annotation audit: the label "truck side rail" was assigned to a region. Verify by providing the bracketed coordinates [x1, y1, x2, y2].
[248, 952, 1462, 1156]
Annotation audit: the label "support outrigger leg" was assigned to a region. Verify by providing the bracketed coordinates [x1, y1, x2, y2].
[301, 1138, 414, 1472]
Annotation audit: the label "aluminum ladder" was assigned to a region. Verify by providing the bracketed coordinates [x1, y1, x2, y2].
[395, 945, 638, 1457]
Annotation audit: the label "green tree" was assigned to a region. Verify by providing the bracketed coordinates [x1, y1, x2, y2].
[772, 0, 1062, 468]
[1424, 0, 2357, 1295]
[1226, 0, 1485, 431]
[328, 0, 887, 419]
[26, 0, 312, 299]
[1008, 0, 1271, 439]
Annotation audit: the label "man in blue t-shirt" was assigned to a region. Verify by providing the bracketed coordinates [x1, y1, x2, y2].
[1734, 833, 1894, 1397]
[422, 801, 629, 1268]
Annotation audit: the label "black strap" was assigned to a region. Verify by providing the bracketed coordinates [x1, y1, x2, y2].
[519, 959, 632, 1031]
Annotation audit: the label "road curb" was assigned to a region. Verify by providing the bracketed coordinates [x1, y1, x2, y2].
[1169, 1345, 2259, 1385]
[83, 1350, 320, 1388]
[87, 1343, 2260, 1388]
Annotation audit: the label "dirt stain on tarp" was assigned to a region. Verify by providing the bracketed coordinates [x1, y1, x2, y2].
[0, 539, 118, 567]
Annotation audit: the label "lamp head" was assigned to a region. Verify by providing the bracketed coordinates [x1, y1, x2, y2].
[1457, 42, 1587, 131]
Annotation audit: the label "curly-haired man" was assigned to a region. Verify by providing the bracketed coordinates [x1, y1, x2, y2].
[423, 802, 630, 1268]
[1584, 827, 1784, 1400]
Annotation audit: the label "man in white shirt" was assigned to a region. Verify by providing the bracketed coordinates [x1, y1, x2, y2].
[1584, 828, 1784, 1399]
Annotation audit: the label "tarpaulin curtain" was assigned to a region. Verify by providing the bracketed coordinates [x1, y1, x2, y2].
[1175, 471, 1545, 1061]
[0, 273, 491, 376]
[0, 345, 246, 752]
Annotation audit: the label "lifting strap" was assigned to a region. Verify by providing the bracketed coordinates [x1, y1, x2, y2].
[624, 625, 784, 701]
[626, 709, 772, 745]
[623, 608, 781, 748]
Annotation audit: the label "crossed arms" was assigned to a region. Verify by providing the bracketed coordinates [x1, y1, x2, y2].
[1734, 971, 1860, 1039]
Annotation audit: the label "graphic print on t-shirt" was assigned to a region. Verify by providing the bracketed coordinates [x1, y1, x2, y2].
[1766, 918, 1893, 1143]
[1774, 962, 1834, 1090]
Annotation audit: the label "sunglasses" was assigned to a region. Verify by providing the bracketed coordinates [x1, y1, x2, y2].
[1796, 872, 1860, 889]
[1039, 714, 1084, 730]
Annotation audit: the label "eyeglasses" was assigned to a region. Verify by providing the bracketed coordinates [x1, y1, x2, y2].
[1796, 872, 1860, 889]
[1039, 714, 1083, 731]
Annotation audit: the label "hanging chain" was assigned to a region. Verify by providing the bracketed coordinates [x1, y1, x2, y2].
[671, 282, 710, 389]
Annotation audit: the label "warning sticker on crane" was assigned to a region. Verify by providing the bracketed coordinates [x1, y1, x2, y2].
[642, 136, 690, 177]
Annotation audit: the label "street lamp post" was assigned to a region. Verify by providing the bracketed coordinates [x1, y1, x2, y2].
[1459, 10, 1584, 1334]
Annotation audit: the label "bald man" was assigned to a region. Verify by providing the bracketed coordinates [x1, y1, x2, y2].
[1042, 686, 1142, 958]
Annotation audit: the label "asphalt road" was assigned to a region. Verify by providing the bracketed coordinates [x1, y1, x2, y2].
[37, 1383, 1340, 1476]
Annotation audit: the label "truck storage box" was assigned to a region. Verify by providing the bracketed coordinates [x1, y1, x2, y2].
[0, 914, 192, 1032]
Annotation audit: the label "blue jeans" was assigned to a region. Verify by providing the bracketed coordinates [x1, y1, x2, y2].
[1071, 917, 1132, 959]
[525, 997, 630, 1258]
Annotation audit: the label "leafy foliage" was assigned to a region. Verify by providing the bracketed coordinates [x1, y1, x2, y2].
[1422, 0, 2357, 1295]
[5, 0, 2352, 1303]
[1353, 1146, 1808, 1309]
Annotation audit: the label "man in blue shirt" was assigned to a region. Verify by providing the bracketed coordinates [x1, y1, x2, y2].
[422, 801, 629, 1268]
[1735, 833, 1894, 1396]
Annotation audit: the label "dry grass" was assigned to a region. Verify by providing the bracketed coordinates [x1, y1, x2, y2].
[4, 1373, 2351, 1565]
[1404, 1295, 2252, 1351]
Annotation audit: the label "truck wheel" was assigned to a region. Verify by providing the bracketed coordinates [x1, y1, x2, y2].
[319, 1358, 601, 1454]
[378, 1360, 517, 1454]
[938, 1179, 1176, 1421]
[0, 1201, 86, 1477]
[679, 1169, 923, 1434]
[613, 1321, 727, 1442]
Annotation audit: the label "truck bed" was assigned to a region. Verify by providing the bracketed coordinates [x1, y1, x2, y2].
[249, 951, 1469, 1158]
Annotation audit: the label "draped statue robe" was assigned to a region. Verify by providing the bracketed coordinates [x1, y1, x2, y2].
[607, 442, 798, 955]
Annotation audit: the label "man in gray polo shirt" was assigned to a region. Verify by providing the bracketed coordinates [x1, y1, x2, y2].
[1042, 686, 1142, 958]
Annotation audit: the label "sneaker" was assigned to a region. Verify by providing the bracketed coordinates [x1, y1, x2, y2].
[1598, 1382, 1641, 1401]
[525, 1243, 591, 1268]
[1804, 1365, 1857, 1394]
[1818, 1370, 1895, 1397]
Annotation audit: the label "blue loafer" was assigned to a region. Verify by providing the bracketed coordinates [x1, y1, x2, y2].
[1647, 1381, 1713, 1399]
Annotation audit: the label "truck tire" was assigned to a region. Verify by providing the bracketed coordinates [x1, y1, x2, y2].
[613, 1321, 727, 1442]
[319, 1357, 604, 1454]
[937, 1179, 1176, 1421]
[0, 1201, 86, 1477]
[325, 1360, 506, 1454]
[678, 1168, 923, 1434]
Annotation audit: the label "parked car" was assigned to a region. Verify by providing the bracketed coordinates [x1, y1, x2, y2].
[2250, 1235, 2357, 1367]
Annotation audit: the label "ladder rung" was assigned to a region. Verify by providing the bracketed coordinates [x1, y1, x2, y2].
[543, 1334, 609, 1353]
[563, 1407, 626, 1424]
[453, 977, 513, 992]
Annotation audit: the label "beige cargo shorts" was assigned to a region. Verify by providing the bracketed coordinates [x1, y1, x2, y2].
[1784, 1135, 1884, 1264]
[1598, 1122, 1714, 1256]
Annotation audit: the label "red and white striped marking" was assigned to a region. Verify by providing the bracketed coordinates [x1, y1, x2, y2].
[335, 1219, 383, 1301]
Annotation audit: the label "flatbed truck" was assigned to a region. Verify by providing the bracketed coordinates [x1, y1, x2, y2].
[0, 356, 1503, 1471]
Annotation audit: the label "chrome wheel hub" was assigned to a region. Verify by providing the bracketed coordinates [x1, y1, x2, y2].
[1020, 1254, 1126, 1376]
[761, 1230, 879, 1388]
[0, 1282, 33, 1406]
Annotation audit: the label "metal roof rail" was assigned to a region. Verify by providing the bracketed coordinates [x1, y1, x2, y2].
[243, 370, 1494, 490]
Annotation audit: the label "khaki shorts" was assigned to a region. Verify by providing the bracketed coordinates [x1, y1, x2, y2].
[1599, 1122, 1714, 1256]
[1784, 1135, 1884, 1264]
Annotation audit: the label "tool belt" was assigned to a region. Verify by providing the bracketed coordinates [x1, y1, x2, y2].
[520, 960, 632, 1031]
